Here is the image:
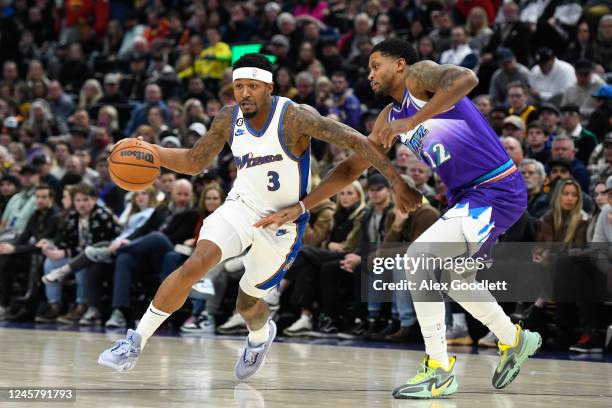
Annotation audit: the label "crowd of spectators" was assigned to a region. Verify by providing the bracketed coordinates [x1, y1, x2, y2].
[0, 0, 610, 354]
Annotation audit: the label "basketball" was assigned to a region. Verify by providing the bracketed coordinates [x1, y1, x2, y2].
[108, 139, 161, 191]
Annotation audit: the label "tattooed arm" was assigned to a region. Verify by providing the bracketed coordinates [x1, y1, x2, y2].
[285, 103, 404, 185]
[149, 106, 233, 175]
[379, 60, 479, 148]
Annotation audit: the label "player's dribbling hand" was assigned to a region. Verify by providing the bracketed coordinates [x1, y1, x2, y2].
[254, 203, 302, 230]
[392, 179, 422, 214]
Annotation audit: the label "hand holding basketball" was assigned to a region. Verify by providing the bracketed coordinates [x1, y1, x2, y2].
[108, 138, 161, 191]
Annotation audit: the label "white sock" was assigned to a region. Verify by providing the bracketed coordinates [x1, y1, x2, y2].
[136, 302, 171, 349]
[452, 313, 467, 328]
[413, 302, 449, 368]
[459, 302, 517, 346]
[248, 321, 270, 346]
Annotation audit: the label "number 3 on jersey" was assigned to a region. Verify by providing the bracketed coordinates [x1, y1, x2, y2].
[423, 143, 451, 168]
[267, 171, 280, 191]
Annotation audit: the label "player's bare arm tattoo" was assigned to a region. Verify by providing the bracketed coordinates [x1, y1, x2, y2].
[284, 104, 401, 185]
[406, 60, 477, 93]
[186, 105, 233, 173]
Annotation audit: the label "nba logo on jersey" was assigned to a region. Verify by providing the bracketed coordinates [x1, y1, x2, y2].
[399, 124, 429, 156]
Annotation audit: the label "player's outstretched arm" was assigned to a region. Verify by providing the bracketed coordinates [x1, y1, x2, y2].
[379, 60, 479, 148]
[150, 106, 233, 175]
[254, 105, 421, 228]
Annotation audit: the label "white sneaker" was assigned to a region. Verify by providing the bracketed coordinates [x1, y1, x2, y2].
[283, 314, 313, 337]
[263, 287, 280, 311]
[105, 309, 127, 328]
[180, 311, 215, 334]
[217, 311, 247, 334]
[42, 266, 72, 284]
[478, 331, 498, 348]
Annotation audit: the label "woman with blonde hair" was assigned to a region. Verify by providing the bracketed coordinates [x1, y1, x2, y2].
[26, 99, 63, 141]
[78, 79, 103, 110]
[537, 178, 588, 244]
[465, 6, 493, 54]
[96, 105, 120, 132]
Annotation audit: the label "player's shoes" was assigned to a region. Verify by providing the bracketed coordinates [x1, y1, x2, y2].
[235, 320, 277, 381]
[98, 329, 142, 372]
[392, 355, 458, 399]
[492, 323, 542, 389]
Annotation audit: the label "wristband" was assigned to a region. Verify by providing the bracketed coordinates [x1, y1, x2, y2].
[298, 201, 306, 215]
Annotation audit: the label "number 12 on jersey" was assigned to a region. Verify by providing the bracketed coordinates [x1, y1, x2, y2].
[267, 171, 280, 191]
[423, 143, 451, 168]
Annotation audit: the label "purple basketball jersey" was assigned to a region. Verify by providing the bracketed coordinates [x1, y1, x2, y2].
[388, 88, 518, 202]
[389, 88, 528, 249]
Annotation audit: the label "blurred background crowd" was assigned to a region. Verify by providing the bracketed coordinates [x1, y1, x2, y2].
[0, 0, 610, 354]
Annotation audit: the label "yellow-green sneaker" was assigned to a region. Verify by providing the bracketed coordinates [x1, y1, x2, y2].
[392, 355, 459, 399]
[492, 323, 542, 389]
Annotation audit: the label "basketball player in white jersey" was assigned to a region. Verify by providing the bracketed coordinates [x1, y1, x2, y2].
[98, 53, 421, 379]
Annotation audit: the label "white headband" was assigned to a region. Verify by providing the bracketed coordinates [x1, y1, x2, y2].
[232, 67, 273, 84]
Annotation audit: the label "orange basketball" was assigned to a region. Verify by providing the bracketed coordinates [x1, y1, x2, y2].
[108, 139, 161, 191]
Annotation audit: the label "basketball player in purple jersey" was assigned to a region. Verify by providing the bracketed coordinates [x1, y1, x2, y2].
[257, 39, 542, 399]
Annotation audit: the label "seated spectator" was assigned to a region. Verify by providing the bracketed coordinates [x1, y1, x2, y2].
[587, 179, 608, 241]
[0, 174, 20, 215]
[506, 82, 536, 126]
[559, 105, 599, 166]
[547, 158, 593, 214]
[98, 74, 129, 106]
[0, 164, 39, 238]
[529, 47, 576, 105]
[46, 81, 75, 125]
[37, 183, 120, 324]
[488, 106, 507, 136]
[586, 84, 612, 142]
[104, 179, 199, 328]
[330, 71, 363, 131]
[551, 136, 590, 194]
[45, 187, 157, 284]
[465, 6, 493, 55]
[525, 121, 551, 166]
[502, 136, 524, 165]
[31, 155, 54, 187]
[294, 71, 316, 107]
[407, 159, 435, 199]
[489, 48, 530, 107]
[283, 181, 365, 337]
[0, 184, 59, 321]
[501, 115, 526, 143]
[338, 174, 394, 339]
[439, 27, 477, 69]
[560, 59, 604, 118]
[273, 67, 298, 99]
[473, 94, 493, 119]
[125, 84, 169, 136]
[537, 103, 562, 140]
[78, 79, 103, 110]
[519, 159, 548, 219]
[50, 141, 72, 180]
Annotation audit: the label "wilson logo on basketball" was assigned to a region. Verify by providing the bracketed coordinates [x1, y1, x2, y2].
[120, 150, 155, 164]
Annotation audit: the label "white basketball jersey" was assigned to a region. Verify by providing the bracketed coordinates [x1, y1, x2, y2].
[227, 96, 311, 214]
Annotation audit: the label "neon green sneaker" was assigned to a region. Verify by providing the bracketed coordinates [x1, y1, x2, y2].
[392, 355, 459, 399]
[492, 323, 542, 389]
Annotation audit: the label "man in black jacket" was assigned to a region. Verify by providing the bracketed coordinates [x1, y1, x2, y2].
[105, 179, 199, 328]
[0, 184, 59, 321]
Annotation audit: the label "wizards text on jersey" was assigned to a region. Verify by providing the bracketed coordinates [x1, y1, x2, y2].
[234, 153, 284, 169]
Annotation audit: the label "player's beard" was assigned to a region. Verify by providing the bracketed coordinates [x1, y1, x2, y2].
[242, 110, 257, 119]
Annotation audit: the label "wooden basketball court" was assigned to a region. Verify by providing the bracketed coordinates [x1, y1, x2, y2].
[0, 327, 610, 407]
